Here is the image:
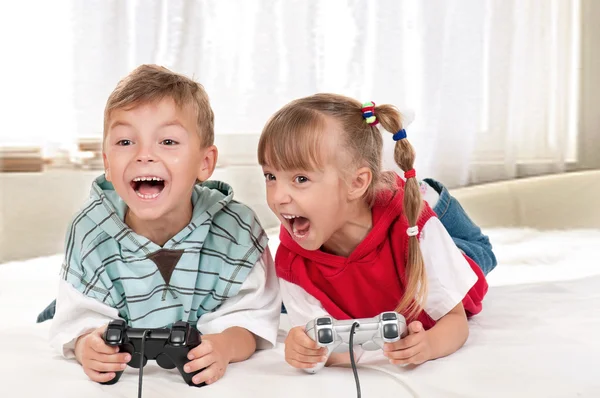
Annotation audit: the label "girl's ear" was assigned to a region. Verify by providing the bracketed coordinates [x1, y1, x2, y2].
[347, 166, 372, 201]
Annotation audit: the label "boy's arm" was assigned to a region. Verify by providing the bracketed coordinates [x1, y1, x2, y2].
[195, 247, 282, 354]
[49, 278, 118, 358]
[50, 216, 120, 358]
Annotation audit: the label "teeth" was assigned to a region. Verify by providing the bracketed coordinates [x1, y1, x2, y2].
[133, 176, 164, 182]
[282, 214, 298, 220]
[136, 191, 160, 199]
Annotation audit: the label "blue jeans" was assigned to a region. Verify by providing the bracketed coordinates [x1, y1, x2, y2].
[424, 178, 497, 275]
[38, 178, 496, 321]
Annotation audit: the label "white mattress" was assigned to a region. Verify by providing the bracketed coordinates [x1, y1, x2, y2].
[1, 228, 600, 397]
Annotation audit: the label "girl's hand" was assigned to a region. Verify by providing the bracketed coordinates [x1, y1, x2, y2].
[382, 321, 432, 365]
[284, 326, 328, 369]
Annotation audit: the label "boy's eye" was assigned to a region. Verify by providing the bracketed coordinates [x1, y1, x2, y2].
[116, 139, 132, 146]
[264, 173, 276, 181]
[161, 139, 178, 145]
[295, 176, 309, 184]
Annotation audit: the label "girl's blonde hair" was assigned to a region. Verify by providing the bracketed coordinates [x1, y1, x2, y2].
[257, 93, 427, 319]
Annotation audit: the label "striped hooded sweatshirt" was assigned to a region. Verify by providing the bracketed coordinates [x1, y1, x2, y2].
[60, 175, 268, 328]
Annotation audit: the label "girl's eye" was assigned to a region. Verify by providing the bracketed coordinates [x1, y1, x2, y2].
[161, 139, 178, 145]
[116, 139, 132, 146]
[264, 173, 276, 181]
[295, 176, 309, 184]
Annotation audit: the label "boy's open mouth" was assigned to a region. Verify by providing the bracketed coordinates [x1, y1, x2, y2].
[283, 214, 310, 239]
[130, 176, 166, 199]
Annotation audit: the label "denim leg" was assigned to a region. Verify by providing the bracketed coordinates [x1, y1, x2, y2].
[37, 299, 57, 323]
[424, 178, 498, 275]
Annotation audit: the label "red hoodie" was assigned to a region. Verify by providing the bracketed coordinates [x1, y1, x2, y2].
[275, 178, 488, 329]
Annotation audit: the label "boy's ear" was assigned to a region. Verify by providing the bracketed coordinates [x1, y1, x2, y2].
[197, 145, 218, 182]
[347, 166, 372, 201]
[103, 153, 112, 182]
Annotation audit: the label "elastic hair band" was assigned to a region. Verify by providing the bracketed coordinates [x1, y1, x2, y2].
[393, 129, 407, 141]
[404, 169, 416, 179]
[407, 226, 419, 237]
[361, 101, 379, 126]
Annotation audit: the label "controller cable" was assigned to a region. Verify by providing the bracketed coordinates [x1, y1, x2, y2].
[349, 322, 361, 398]
[138, 330, 150, 398]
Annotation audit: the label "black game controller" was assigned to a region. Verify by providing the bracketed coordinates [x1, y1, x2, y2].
[101, 319, 205, 388]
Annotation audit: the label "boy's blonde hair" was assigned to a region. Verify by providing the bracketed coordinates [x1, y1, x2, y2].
[257, 93, 426, 320]
[103, 64, 214, 148]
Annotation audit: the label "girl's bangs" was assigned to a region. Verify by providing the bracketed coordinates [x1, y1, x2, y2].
[258, 107, 328, 171]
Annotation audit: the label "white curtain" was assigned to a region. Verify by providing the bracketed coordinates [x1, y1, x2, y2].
[0, 0, 580, 188]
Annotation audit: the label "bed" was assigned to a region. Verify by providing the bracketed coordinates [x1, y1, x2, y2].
[1, 171, 599, 397]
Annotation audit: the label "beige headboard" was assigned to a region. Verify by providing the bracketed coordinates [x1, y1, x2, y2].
[450, 170, 600, 229]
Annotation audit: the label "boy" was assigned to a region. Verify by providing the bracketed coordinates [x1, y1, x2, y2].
[46, 65, 281, 386]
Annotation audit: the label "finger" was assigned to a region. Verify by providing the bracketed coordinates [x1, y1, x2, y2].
[408, 321, 423, 334]
[94, 352, 131, 364]
[83, 368, 116, 383]
[293, 330, 323, 351]
[288, 343, 327, 362]
[187, 339, 213, 360]
[286, 357, 320, 369]
[384, 342, 422, 361]
[191, 362, 225, 385]
[389, 351, 428, 366]
[184, 354, 216, 374]
[87, 359, 128, 373]
[384, 333, 421, 351]
[90, 335, 119, 355]
[288, 342, 327, 357]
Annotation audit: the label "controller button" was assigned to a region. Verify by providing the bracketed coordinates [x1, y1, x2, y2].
[382, 312, 397, 321]
[318, 328, 334, 344]
[170, 330, 186, 344]
[105, 328, 122, 343]
[316, 318, 332, 326]
[383, 324, 399, 339]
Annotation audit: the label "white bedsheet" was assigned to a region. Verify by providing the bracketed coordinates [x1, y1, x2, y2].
[1, 228, 599, 397]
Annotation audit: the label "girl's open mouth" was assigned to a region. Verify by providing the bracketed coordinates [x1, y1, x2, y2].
[283, 214, 310, 240]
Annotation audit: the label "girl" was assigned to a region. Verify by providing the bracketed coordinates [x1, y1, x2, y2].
[258, 94, 493, 369]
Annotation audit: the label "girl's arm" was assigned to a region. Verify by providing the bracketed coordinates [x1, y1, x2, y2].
[425, 301, 469, 360]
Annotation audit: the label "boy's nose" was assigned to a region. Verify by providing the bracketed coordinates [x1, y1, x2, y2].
[136, 147, 156, 163]
[136, 155, 155, 163]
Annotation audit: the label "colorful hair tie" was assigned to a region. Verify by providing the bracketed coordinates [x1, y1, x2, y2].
[393, 129, 407, 141]
[361, 101, 379, 126]
[404, 169, 416, 179]
[406, 226, 419, 237]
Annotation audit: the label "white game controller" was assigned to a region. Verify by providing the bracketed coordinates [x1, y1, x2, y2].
[304, 311, 407, 374]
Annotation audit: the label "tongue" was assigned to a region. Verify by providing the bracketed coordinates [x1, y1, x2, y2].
[138, 181, 163, 196]
[293, 217, 310, 234]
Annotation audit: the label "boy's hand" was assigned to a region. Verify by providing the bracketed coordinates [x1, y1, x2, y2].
[184, 334, 232, 385]
[383, 321, 432, 365]
[284, 326, 328, 369]
[74, 325, 132, 383]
